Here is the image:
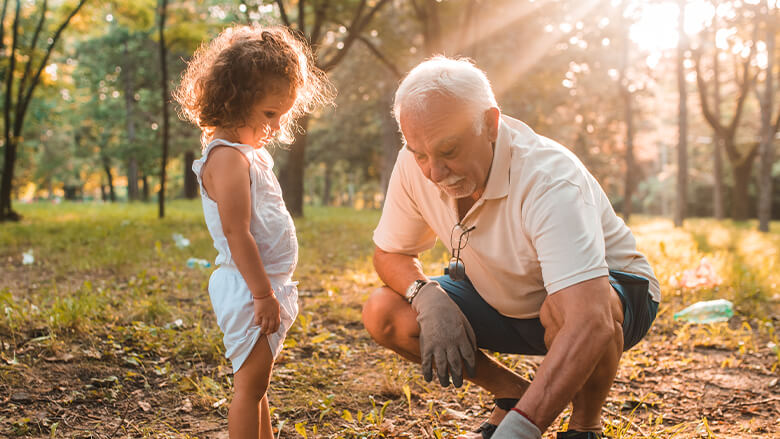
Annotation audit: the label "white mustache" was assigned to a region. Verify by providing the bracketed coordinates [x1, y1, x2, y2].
[439, 175, 464, 186]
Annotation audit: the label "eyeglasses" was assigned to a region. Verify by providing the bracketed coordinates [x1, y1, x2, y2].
[446, 222, 475, 281]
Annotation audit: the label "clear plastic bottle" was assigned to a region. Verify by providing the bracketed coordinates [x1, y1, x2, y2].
[172, 233, 190, 248]
[673, 299, 734, 323]
[186, 257, 211, 269]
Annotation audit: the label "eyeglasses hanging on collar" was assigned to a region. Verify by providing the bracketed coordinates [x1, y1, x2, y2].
[446, 222, 475, 281]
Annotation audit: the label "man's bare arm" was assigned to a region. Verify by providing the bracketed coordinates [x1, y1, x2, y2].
[515, 276, 622, 431]
[373, 246, 428, 294]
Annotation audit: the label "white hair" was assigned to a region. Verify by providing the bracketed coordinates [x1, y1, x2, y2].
[393, 56, 498, 136]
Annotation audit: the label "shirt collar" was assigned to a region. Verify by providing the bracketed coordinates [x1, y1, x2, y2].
[480, 116, 511, 200]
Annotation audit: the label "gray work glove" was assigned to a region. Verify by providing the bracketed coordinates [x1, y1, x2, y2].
[410, 281, 477, 387]
[492, 410, 542, 439]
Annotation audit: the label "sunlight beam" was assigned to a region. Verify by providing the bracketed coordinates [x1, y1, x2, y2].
[448, 0, 555, 55]
[492, 0, 604, 96]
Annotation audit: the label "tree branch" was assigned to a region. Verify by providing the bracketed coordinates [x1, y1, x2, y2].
[17, 0, 48, 113]
[320, 0, 391, 72]
[239, 0, 251, 24]
[309, 0, 328, 47]
[694, 50, 725, 136]
[774, 8, 780, 135]
[4, 0, 20, 144]
[0, 0, 9, 53]
[17, 0, 88, 133]
[357, 35, 401, 79]
[410, 0, 424, 21]
[298, 0, 305, 35]
[274, 0, 290, 27]
[727, 19, 759, 136]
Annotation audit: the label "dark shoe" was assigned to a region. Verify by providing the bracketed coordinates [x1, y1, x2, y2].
[556, 430, 602, 438]
[475, 421, 498, 439]
[473, 398, 519, 438]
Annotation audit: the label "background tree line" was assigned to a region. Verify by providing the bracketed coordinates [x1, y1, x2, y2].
[0, 0, 778, 230]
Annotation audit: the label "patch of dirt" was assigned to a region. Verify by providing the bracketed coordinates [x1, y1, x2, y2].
[3, 313, 779, 438]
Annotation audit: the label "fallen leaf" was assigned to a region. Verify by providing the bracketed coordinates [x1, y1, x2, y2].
[179, 398, 193, 413]
[44, 353, 74, 362]
[212, 398, 226, 408]
[11, 392, 32, 403]
[439, 408, 468, 421]
[138, 400, 151, 412]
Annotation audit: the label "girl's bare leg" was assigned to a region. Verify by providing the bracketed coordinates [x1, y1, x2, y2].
[229, 336, 274, 439]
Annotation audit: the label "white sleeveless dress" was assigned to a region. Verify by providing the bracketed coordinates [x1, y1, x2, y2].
[192, 138, 299, 372]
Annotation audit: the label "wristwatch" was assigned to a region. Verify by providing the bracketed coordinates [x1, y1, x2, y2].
[405, 279, 428, 303]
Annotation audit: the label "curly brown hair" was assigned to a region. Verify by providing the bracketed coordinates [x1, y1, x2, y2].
[173, 25, 335, 147]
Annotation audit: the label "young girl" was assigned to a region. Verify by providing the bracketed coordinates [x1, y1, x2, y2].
[173, 25, 334, 438]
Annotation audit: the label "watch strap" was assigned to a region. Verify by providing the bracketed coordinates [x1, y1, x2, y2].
[405, 279, 428, 303]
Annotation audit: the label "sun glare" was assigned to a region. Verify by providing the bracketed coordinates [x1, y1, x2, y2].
[630, 0, 714, 53]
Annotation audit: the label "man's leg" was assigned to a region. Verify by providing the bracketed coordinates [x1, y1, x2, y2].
[538, 285, 624, 432]
[362, 286, 530, 406]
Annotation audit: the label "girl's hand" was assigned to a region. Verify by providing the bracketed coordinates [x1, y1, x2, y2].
[252, 294, 281, 335]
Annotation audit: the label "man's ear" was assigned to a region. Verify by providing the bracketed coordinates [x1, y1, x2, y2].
[484, 107, 500, 142]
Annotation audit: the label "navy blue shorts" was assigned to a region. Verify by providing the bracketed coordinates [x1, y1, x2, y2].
[433, 270, 658, 355]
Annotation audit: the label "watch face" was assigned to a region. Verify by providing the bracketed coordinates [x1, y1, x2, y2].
[405, 282, 417, 298]
[406, 280, 423, 299]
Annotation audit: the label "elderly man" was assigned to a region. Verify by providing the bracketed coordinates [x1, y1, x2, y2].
[362, 56, 660, 439]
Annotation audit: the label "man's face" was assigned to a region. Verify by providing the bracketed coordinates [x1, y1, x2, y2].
[400, 96, 498, 200]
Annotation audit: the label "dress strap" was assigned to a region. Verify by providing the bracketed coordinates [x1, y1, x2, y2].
[203, 138, 254, 160]
[193, 138, 255, 178]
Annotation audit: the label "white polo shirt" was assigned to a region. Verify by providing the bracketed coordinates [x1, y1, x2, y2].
[373, 115, 660, 319]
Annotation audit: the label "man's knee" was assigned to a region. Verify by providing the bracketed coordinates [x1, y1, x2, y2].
[362, 287, 414, 346]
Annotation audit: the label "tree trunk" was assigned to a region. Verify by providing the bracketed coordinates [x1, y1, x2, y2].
[272, 0, 390, 217]
[713, 137, 725, 218]
[674, 0, 688, 228]
[0, 0, 19, 222]
[102, 155, 116, 202]
[157, 0, 169, 218]
[183, 151, 197, 199]
[321, 160, 331, 206]
[732, 154, 756, 220]
[123, 39, 139, 201]
[757, 2, 775, 232]
[623, 91, 635, 222]
[142, 173, 149, 201]
[128, 157, 139, 201]
[620, 21, 634, 222]
[0, 139, 20, 221]
[280, 115, 309, 217]
[711, 11, 725, 219]
[380, 89, 400, 202]
[0, 0, 86, 221]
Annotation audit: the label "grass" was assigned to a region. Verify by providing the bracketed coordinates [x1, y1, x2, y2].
[1, 201, 779, 438]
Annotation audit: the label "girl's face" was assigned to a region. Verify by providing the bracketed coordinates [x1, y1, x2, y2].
[236, 88, 297, 148]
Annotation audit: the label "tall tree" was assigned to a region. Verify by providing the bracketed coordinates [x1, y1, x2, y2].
[272, 0, 391, 217]
[619, 13, 636, 221]
[694, 4, 760, 220]
[675, 0, 689, 227]
[710, 2, 725, 219]
[757, 0, 778, 232]
[0, 0, 88, 221]
[157, 0, 170, 218]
